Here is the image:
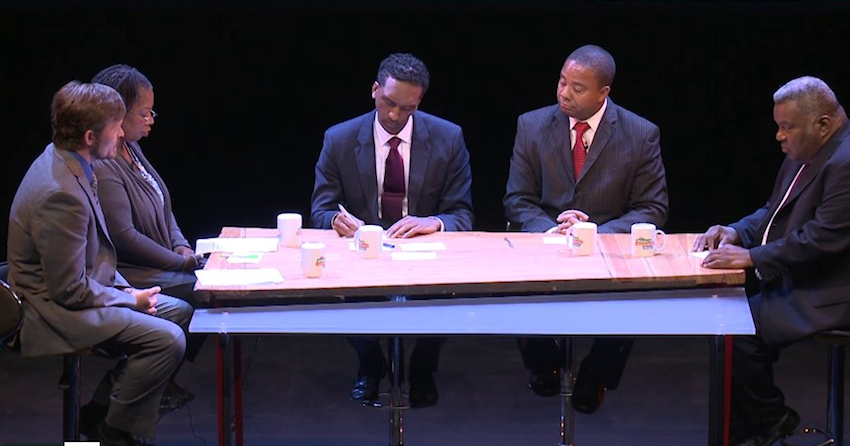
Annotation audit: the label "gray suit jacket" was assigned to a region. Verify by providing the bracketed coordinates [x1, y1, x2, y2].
[7, 144, 137, 357]
[311, 111, 474, 231]
[94, 141, 195, 291]
[731, 122, 850, 346]
[504, 101, 668, 233]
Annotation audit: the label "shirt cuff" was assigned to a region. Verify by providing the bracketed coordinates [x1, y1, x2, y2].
[545, 226, 559, 234]
[429, 216, 445, 232]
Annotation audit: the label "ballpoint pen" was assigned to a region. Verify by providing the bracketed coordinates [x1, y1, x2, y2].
[337, 203, 353, 219]
[503, 237, 515, 249]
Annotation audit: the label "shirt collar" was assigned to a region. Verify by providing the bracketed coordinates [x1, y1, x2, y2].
[69, 150, 94, 183]
[374, 112, 414, 148]
[569, 97, 608, 132]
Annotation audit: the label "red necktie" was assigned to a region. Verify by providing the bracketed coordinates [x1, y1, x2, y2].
[382, 137, 405, 222]
[573, 121, 590, 179]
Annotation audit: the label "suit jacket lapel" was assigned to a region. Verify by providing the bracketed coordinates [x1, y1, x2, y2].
[54, 146, 115, 248]
[579, 100, 616, 183]
[549, 107, 574, 184]
[408, 113, 431, 216]
[355, 113, 380, 222]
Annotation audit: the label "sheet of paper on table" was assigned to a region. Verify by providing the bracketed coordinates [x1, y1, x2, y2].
[196, 237, 279, 255]
[398, 242, 447, 252]
[195, 268, 284, 286]
[226, 252, 264, 264]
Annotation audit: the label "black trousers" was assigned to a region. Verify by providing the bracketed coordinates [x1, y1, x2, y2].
[729, 335, 788, 438]
[518, 337, 633, 389]
[348, 337, 446, 380]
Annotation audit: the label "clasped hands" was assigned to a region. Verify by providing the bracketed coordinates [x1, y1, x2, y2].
[692, 225, 753, 269]
[333, 211, 440, 239]
[553, 209, 590, 234]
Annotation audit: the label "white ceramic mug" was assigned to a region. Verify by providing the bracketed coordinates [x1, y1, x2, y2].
[277, 213, 302, 248]
[354, 225, 383, 259]
[567, 221, 597, 256]
[301, 242, 326, 278]
[630, 223, 666, 257]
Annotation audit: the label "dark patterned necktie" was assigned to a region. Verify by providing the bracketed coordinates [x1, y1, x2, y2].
[90, 173, 99, 197]
[573, 121, 591, 179]
[382, 137, 405, 222]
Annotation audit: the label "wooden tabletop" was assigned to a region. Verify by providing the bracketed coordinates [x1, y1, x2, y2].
[197, 228, 745, 301]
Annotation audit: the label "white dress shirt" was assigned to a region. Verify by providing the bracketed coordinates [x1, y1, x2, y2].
[568, 97, 608, 153]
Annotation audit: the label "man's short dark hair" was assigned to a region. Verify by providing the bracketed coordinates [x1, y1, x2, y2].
[566, 45, 616, 88]
[376, 53, 430, 93]
[92, 64, 153, 110]
[51, 81, 125, 151]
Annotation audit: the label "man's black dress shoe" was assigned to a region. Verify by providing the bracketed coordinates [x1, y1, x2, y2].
[571, 363, 605, 414]
[528, 369, 560, 397]
[409, 372, 439, 408]
[731, 407, 800, 446]
[160, 379, 195, 413]
[350, 375, 381, 403]
[80, 401, 108, 439]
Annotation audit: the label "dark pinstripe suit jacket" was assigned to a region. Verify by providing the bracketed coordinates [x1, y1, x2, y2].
[731, 122, 850, 346]
[504, 100, 668, 233]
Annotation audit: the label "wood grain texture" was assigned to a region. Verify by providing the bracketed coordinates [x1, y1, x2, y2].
[198, 228, 744, 300]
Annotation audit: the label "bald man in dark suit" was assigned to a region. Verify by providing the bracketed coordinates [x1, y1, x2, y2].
[696, 76, 850, 446]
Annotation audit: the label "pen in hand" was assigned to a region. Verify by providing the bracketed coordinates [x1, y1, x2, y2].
[337, 203, 353, 219]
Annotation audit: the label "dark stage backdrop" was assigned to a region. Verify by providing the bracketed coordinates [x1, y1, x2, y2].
[2, 1, 849, 258]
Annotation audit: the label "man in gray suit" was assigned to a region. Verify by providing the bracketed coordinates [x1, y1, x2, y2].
[7, 81, 192, 445]
[696, 76, 850, 446]
[311, 53, 473, 408]
[504, 45, 668, 413]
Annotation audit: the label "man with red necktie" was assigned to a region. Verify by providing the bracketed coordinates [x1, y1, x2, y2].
[311, 53, 473, 409]
[695, 76, 850, 446]
[504, 44, 669, 414]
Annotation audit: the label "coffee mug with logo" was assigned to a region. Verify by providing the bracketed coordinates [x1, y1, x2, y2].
[567, 221, 597, 256]
[301, 242, 326, 278]
[630, 223, 666, 257]
[354, 225, 383, 259]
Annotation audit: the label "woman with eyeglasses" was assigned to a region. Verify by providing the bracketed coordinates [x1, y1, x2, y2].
[89, 64, 202, 423]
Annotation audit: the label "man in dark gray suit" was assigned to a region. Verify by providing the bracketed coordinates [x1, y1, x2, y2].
[7, 81, 192, 446]
[696, 76, 850, 446]
[311, 53, 473, 408]
[504, 45, 669, 413]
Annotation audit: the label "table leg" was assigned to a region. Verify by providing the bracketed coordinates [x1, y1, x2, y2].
[235, 337, 244, 446]
[559, 337, 576, 446]
[217, 333, 233, 446]
[388, 335, 404, 446]
[709, 335, 733, 446]
[387, 295, 407, 446]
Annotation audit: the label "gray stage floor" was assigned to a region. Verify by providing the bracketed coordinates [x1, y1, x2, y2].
[0, 335, 840, 446]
